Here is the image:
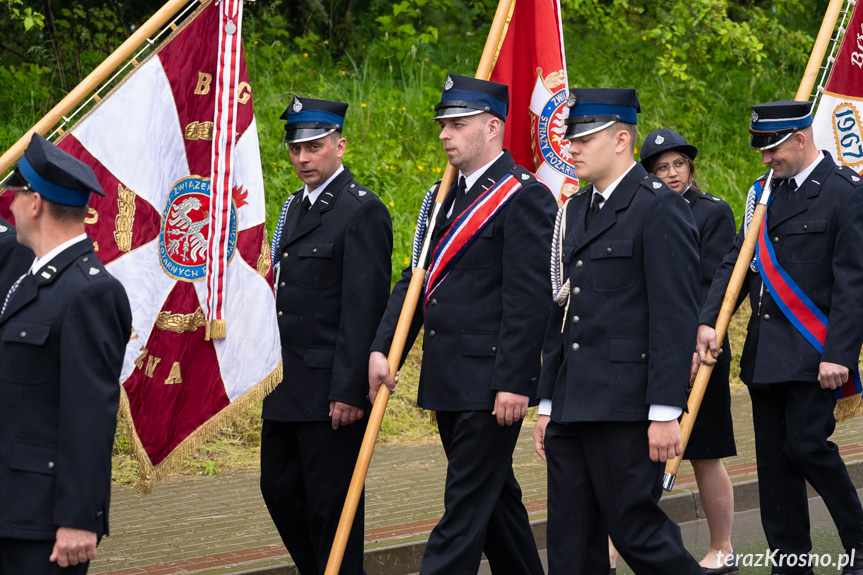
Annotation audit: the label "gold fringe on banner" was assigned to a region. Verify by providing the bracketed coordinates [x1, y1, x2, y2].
[208, 319, 226, 340]
[835, 394, 863, 423]
[122, 360, 283, 494]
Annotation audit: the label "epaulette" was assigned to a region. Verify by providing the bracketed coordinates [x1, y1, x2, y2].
[699, 191, 722, 203]
[346, 181, 374, 201]
[509, 165, 535, 184]
[640, 172, 667, 194]
[834, 165, 863, 186]
[75, 256, 105, 281]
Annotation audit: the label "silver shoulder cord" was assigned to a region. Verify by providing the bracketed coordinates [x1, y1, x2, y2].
[549, 201, 571, 333]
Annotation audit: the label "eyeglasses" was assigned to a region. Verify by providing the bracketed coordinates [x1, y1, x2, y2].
[654, 158, 688, 176]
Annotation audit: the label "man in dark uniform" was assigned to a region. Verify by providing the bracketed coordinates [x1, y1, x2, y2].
[0, 213, 33, 292]
[0, 133, 132, 574]
[698, 101, 863, 575]
[533, 88, 703, 575]
[368, 74, 554, 575]
[260, 97, 393, 575]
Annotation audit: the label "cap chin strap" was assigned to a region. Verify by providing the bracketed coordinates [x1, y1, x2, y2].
[565, 120, 618, 140]
[749, 131, 794, 151]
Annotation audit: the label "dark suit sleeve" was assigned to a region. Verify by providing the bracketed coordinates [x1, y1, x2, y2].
[492, 183, 556, 397]
[330, 199, 393, 407]
[699, 202, 736, 305]
[699, 218, 750, 327]
[643, 192, 700, 407]
[822, 186, 863, 369]
[55, 278, 131, 533]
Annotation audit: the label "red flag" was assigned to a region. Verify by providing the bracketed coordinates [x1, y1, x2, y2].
[813, 0, 863, 173]
[1, 0, 282, 492]
[489, 0, 577, 199]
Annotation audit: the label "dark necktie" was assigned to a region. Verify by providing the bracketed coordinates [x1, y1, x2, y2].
[450, 176, 468, 218]
[297, 195, 312, 223]
[786, 179, 798, 200]
[585, 191, 602, 230]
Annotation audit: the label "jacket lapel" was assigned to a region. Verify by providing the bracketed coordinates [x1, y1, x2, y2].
[285, 167, 352, 245]
[0, 238, 92, 325]
[768, 155, 833, 229]
[574, 163, 644, 250]
[439, 151, 516, 233]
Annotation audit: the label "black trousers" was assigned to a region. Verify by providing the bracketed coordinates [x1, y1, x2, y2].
[0, 538, 89, 575]
[260, 419, 367, 575]
[420, 411, 544, 575]
[545, 420, 702, 575]
[749, 382, 863, 573]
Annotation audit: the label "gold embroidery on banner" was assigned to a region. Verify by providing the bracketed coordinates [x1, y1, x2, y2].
[540, 68, 566, 93]
[237, 82, 252, 105]
[92, 241, 99, 252]
[194, 72, 212, 95]
[129, 327, 138, 341]
[145, 355, 162, 377]
[114, 183, 136, 252]
[185, 121, 214, 141]
[134, 346, 148, 369]
[258, 238, 272, 278]
[155, 307, 207, 333]
[85, 207, 98, 224]
[164, 362, 183, 385]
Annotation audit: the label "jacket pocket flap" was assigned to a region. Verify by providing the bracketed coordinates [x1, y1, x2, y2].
[590, 239, 633, 259]
[1, 321, 50, 345]
[10, 441, 56, 475]
[786, 218, 826, 235]
[298, 242, 334, 258]
[609, 337, 649, 363]
[305, 347, 335, 368]
[461, 332, 498, 357]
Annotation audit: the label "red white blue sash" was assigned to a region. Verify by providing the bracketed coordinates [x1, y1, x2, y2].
[755, 190, 862, 399]
[424, 174, 522, 312]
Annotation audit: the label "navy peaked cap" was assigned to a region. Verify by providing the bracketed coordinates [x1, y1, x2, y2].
[565, 87, 640, 139]
[10, 133, 103, 206]
[281, 96, 349, 144]
[639, 128, 698, 169]
[433, 73, 509, 121]
[749, 100, 813, 150]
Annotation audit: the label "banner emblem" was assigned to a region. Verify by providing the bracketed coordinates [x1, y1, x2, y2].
[159, 176, 237, 281]
[535, 83, 578, 183]
[831, 103, 863, 168]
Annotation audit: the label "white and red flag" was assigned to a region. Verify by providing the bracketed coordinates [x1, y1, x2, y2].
[488, 0, 577, 199]
[1, 0, 281, 492]
[813, 0, 863, 174]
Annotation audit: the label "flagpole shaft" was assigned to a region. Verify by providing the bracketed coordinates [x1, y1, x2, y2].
[663, 204, 767, 490]
[796, 0, 845, 101]
[0, 0, 198, 176]
[324, 1, 517, 573]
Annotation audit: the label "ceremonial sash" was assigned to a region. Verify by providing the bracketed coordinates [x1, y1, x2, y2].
[755, 195, 863, 399]
[423, 174, 523, 311]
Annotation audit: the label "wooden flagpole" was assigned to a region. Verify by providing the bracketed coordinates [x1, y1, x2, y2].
[0, 0, 196, 176]
[662, 0, 847, 492]
[323, 0, 516, 572]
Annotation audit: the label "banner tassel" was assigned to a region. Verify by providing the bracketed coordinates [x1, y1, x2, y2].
[835, 394, 863, 422]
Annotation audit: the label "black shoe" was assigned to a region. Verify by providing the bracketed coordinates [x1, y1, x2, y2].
[703, 552, 739, 575]
[844, 543, 863, 574]
[609, 569, 616, 575]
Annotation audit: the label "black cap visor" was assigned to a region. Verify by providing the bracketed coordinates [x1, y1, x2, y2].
[284, 123, 341, 144]
[749, 129, 796, 151]
[564, 116, 621, 139]
[433, 100, 503, 121]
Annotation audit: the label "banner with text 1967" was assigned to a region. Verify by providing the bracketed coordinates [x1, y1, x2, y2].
[488, 0, 577, 200]
[813, 0, 863, 174]
[44, 0, 280, 492]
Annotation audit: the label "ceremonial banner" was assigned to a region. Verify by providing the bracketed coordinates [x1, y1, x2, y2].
[813, 0, 863, 174]
[488, 0, 577, 199]
[0, 0, 281, 492]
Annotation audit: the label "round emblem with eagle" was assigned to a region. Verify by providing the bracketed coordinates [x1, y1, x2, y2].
[159, 176, 238, 281]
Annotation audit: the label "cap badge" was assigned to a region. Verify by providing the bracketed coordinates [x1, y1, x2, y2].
[89, 267, 100, 276]
[444, 75, 454, 91]
[566, 91, 578, 108]
[654, 135, 665, 145]
[225, 19, 237, 34]
[652, 182, 662, 189]
[751, 110, 759, 123]
[292, 97, 303, 113]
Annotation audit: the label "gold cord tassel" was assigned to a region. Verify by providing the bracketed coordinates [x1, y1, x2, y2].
[835, 394, 863, 423]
